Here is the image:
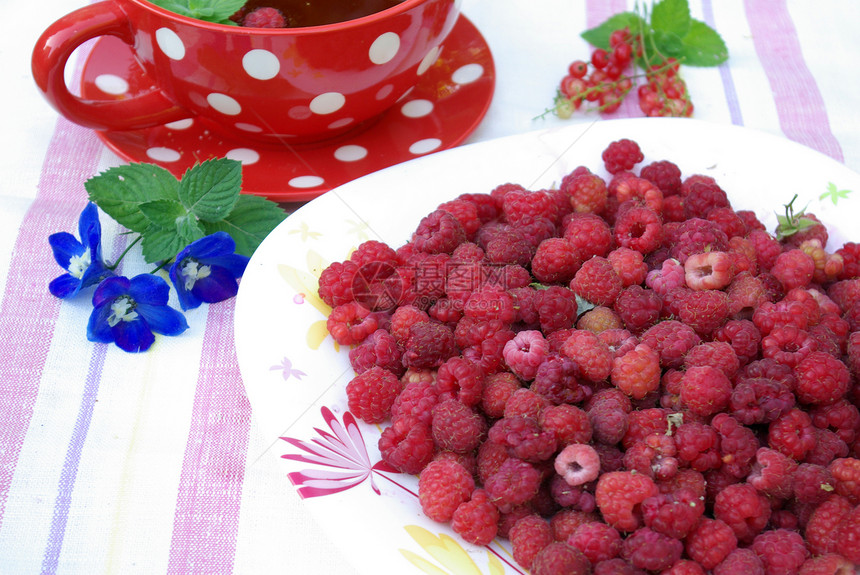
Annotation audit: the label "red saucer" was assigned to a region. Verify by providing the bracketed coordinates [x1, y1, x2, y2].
[79, 15, 495, 203]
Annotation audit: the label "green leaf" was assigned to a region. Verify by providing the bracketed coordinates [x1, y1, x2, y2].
[147, 0, 244, 23]
[176, 214, 206, 243]
[679, 19, 729, 66]
[650, 0, 691, 37]
[141, 226, 186, 264]
[581, 12, 647, 50]
[201, 194, 287, 257]
[139, 199, 188, 230]
[653, 30, 685, 57]
[178, 158, 242, 223]
[85, 164, 180, 234]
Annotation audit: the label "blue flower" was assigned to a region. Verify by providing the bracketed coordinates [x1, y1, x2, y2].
[168, 232, 250, 311]
[48, 202, 113, 298]
[87, 274, 188, 353]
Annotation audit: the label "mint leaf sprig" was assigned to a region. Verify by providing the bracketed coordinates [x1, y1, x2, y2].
[85, 158, 287, 265]
[147, 0, 247, 25]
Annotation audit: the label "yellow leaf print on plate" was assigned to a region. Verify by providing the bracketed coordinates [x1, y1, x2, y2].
[277, 249, 334, 351]
[400, 525, 507, 575]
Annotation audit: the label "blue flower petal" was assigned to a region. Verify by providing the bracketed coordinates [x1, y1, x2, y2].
[128, 274, 170, 306]
[174, 280, 202, 311]
[77, 203, 102, 244]
[113, 318, 155, 353]
[191, 266, 240, 304]
[92, 276, 131, 308]
[79, 260, 114, 290]
[49, 273, 82, 299]
[49, 232, 85, 269]
[185, 232, 236, 260]
[200, 254, 250, 278]
[87, 301, 116, 343]
[136, 303, 189, 336]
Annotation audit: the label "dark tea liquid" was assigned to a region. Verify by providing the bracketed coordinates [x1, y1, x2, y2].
[240, 0, 405, 27]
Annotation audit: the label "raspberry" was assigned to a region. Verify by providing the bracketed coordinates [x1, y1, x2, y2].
[805, 494, 854, 556]
[391, 378, 438, 426]
[345, 366, 401, 423]
[503, 388, 550, 420]
[668, 217, 730, 264]
[761, 325, 817, 369]
[770, 248, 816, 291]
[829, 457, 860, 504]
[683, 179, 730, 219]
[595, 470, 659, 532]
[614, 176, 664, 214]
[560, 329, 614, 382]
[401, 321, 458, 368]
[640, 320, 701, 369]
[684, 250, 735, 290]
[768, 408, 817, 460]
[503, 330, 549, 381]
[326, 301, 378, 345]
[622, 408, 670, 449]
[645, 257, 686, 296]
[805, 429, 850, 466]
[478, 372, 520, 419]
[747, 447, 797, 500]
[412, 209, 467, 254]
[684, 518, 738, 570]
[502, 188, 557, 225]
[554, 443, 600, 486]
[529, 542, 591, 575]
[811, 399, 860, 447]
[675, 421, 721, 472]
[741, 356, 798, 389]
[684, 340, 740, 378]
[713, 319, 761, 365]
[488, 416, 558, 463]
[563, 213, 614, 260]
[679, 365, 732, 418]
[389, 305, 430, 342]
[613, 204, 664, 254]
[640, 160, 682, 196]
[588, 403, 629, 445]
[509, 514, 555, 570]
[793, 463, 836, 505]
[570, 256, 623, 306]
[835, 504, 860, 562]
[607, 246, 648, 286]
[431, 399, 487, 454]
[318, 260, 359, 307]
[623, 432, 679, 479]
[750, 528, 809, 575]
[713, 482, 771, 542]
[435, 356, 484, 407]
[794, 351, 851, 406]
[675, 288, 730, 336]
[568, 521, 622, 564]
[592, 557, 648, 574]
[614, 285, 662, 334]
[641, 487, 704, 539]
[602, 139, 644, 174]
[711, 413, 759, 478]
[537, 285, 580, 334]
[610, 343, 660, 399]
[539, 404, 592, 445]
[348, 328, 403, 376]
[450, 488, 499, 546]
[621, 527, 683, 572]
[707, 206, 748, 239]
[437, 198, 481, 240]
[242, 6, 287, 27]
[378, 418, 435, 474]
[564, 172, 609, 214]
[797, 554, 856, 575]
[532, 237, 581, 284]
[417, 456, 475, 523]
[577, 306, 624, 332]
[550, 508, 599, 541]
[463, 285, 516, 324]
[713, 548, 765, 575]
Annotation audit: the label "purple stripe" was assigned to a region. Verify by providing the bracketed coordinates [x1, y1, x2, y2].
[166, 297, 251, 574]
[0, 120, 104, 531]
[743, 0, 843, 162]
[700, 0, 743, 125]
[40, 345, 108, 574]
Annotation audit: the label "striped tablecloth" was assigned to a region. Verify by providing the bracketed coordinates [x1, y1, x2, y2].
[2, 0, 859, 573]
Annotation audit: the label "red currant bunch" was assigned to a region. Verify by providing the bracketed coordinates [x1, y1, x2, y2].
[638, 58, 694, 117]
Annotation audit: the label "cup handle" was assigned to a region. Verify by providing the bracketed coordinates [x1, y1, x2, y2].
[32, 1, 187, 131]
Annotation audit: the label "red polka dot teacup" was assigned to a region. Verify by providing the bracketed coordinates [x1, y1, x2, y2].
[32, 0, 461, 143]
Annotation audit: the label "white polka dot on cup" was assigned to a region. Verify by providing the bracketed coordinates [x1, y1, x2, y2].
[289, 175, 325, 188]
[165, 118, 194, 130]
[409, 139, 441, 155]
[401, 99, 434, 118]
[417, 47, 440, 75]
[94, 74, 128, 96]
[310, 93, 345, 115]
[207, 93, 242, 116]
[452, 63, 484, 85]
[334, 145, 368, 162]
[146, 147, 181, 162]
[243, 49, 280, 80]
[155, 28, 185, 60]
[369, 32, 400, 65]
[226, 148, 260, 165]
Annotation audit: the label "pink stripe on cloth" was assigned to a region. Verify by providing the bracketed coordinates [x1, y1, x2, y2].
[167, 297, 251, 574]
[744, 0, 844, 162]
[0, 119, 104, 530]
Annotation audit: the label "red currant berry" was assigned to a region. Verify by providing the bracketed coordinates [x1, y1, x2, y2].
[568, 60, 589, 79]
[591, 48, 609, 70]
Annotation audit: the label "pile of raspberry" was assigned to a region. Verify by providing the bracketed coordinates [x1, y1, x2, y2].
[319, 138, 860, 574]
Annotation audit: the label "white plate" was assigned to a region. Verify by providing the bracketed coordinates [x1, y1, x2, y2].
[234, 117, 860, 575]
